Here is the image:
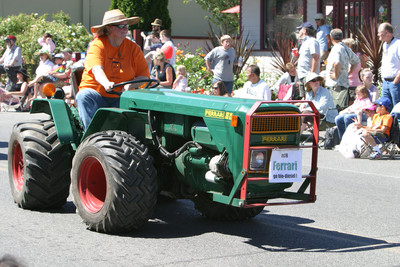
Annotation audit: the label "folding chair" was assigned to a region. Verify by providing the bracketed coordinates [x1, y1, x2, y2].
[301, 108, 337, 146]
[0, 87, 20, 111]
[360, 114, 400, 159]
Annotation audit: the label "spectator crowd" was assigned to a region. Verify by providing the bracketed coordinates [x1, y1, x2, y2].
[1, 9, 399, 160]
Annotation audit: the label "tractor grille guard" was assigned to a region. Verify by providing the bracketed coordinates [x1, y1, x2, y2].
[212, 100, 320, 208]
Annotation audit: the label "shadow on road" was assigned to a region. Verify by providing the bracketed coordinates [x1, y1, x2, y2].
[23, 196, 400, 253]
[127, 199, 400, 253]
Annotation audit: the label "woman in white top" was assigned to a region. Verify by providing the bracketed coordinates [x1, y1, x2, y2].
[28, 49, 54, 99]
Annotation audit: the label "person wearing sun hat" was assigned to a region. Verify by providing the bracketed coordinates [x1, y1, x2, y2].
[0, 66, 32, 110]
[300, 72, 338, 132]
[76, 9, 150, 130]
[141, 18, 163, 52]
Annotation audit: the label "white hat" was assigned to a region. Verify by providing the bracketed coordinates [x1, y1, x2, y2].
[305, 72, 323, 85]
[54, 53, 64, 59]
[315, 13, 325, 20]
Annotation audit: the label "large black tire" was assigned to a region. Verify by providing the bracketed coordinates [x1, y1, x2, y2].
[194, 193, 265, 221]
[8, 120, 73, 209]
[71, 131, 157, 234]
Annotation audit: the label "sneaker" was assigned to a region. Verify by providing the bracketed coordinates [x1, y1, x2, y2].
[369, 151, 382, 160]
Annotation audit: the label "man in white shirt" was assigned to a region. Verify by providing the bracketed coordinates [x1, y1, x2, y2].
[233, 65, 271, 100]
[296, 22, 320, 98]
[0, 35, 22, 91]
[378, 22, 400, 109]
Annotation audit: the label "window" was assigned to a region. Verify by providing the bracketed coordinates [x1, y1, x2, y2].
[263, 0, 303, 49]
[375, 0, 389, 23]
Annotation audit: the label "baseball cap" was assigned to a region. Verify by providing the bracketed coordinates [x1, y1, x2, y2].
[297, 22, 314, 30]
[374, 97, 392, 110]
[315, 13, 325, 20]
[4, 35, 16, 42]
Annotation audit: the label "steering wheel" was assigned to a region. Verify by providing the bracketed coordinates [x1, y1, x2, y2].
[107, 79, 160, 96]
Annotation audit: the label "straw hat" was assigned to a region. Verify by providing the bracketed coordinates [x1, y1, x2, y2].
[39, 49, 52, 60]
[151, 18, 162, 27]
[91, 9, 140, 34]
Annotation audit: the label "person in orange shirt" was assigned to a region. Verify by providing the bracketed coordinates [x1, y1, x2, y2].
[362, 97, 393, 159]
[76, 9, 150, 129]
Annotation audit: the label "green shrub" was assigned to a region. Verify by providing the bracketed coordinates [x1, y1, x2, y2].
[0, 11, 92, 77]
[110, 0, 172, 32]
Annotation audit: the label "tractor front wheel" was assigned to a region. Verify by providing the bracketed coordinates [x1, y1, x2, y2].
[71, 131, 157, 234]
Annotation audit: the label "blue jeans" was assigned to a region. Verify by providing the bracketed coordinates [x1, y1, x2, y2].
[335, 113, 357, 140]
[382, 80, 400, 111]
[212, 78, 233, 94]
[76, 88, 120, 130]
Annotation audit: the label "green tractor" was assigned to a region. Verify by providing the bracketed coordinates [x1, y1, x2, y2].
[8, 75, 320, 234]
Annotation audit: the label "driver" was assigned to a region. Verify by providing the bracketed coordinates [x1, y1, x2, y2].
[76, 9, 150, 129]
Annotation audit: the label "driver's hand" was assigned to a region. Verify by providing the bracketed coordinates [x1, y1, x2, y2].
[124, 83, 135, 91]
[104, 82, 115, 92]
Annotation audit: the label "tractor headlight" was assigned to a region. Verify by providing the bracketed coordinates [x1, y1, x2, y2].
[250, 150, 267, 171]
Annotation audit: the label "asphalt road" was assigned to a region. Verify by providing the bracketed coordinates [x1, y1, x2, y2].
[1, 112, 399, 267]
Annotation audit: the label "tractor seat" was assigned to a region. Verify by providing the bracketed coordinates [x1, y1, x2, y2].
[70, 66, 85, 100]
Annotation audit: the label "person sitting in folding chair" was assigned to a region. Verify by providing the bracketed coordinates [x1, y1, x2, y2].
[300, 72, 338, 133]
[361, 97, 393, 160]
[0, 67, 32, 111]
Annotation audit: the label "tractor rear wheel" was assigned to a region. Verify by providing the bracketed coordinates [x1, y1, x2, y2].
[71, 131, 157, 234]
[8, 120, 73, 209]
[194, 193, 265, 221]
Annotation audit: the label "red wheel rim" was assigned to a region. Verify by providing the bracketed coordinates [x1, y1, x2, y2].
[12, 142, 24, 191]
[78, 156, 107, 213]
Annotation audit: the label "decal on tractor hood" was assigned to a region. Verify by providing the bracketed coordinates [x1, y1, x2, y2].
[205, 109, 233, 120]
[262, 135, 287, 143]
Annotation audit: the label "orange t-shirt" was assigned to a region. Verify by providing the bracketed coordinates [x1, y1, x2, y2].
[79, 36, 150, 98]
[371, 112, 393, 136]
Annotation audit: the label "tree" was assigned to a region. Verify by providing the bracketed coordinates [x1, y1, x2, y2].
[110, 0, 172, 32]
[184, 0, 240, 35]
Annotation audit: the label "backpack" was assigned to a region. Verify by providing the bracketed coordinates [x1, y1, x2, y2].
[323, 126, 340, 150]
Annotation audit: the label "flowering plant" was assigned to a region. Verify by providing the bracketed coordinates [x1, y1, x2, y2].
[175, 45, 212, 93]
[0, 11, 92, 77]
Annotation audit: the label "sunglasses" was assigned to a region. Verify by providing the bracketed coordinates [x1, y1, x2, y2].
[112, 24, 129, 29]
[309, 78, 320, 83]
[213, 86, 219, 89]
